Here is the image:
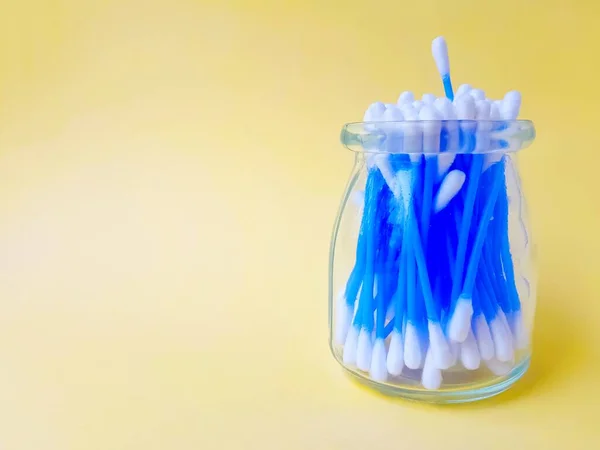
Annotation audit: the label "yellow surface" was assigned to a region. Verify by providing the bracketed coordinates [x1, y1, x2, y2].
[0, 0, 599, 448]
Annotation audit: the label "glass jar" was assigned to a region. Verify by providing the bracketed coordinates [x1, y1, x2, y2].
[329, 119, 536, 403]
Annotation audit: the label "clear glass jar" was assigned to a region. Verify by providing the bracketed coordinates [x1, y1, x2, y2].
[329, 119, 536, 403]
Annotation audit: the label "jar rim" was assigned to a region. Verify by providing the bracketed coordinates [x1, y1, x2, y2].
[340, 119, 535, 155]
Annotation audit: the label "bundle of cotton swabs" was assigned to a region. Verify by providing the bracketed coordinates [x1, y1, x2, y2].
[334, 37, 528, 390]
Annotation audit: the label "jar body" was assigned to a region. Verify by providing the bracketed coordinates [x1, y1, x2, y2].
[329, 152, 536, 403]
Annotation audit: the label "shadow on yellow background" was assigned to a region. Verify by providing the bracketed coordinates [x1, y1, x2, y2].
[0, 1, 599, 448]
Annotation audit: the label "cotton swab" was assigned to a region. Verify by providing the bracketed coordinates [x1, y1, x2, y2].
[432, 36, 454, 101]
[460, 328, 481, 370]
[387, 239, 407, 376]
[434, 170, 466, 212]
[370, 338, 388, 381]
[486, 357, 514, 376]
[398, 91, 415, 105]
[447, 95, 480, 343]
[433, 97, 458, 179]
[421, 347, 443, 390]
[455, 84, 472, 97]
[343, 169, 382, 366]
[422, 93, 437, 105]
[473, 312, 495, 361]
[469, 88, 486, 101]
[419, 105, 442, 242]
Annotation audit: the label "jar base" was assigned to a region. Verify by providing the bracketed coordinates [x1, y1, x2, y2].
[337, 354, 530, 404]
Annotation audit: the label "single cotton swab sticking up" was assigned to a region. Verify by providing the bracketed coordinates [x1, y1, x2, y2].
[432, 37, 454, 101]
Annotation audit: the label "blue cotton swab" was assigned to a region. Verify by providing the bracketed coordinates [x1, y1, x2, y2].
[434, 169, 466, 213]
[419, 105, 443, 244]
[399, 166, 455, 370]
[386, 241, 407, 376]
[448, 203, 495, 361]
[433, 97, 459, 179]
[432, 37, 454, 101]
[343, 170, 383, 366]
[355, 177, 384, 371]
[446, 95, 481, 343]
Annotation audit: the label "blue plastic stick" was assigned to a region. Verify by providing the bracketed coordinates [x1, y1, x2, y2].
[407, 200, 440, 323]
[420, 158, 437, 246]
[442, 75, 454, 101]
[450, 155, 484, 305]
[475, 271, 498, 323]
[393, 235, 408, 332]
[495, 165, 522, 313]
[352, 170, 382, 330]
[406, 232, 418, 327]
[461, 165, 503, 299]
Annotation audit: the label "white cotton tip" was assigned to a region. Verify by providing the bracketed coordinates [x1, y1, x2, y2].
[511, 310, 529, 350]
[433, 97, 458, 176]
[383, 105, 405, 122]
[431, 36, 450, 76]
[486, 357, 514, 376]
[428, 321, 454, 369]
[385, 303, 395, 325]
[421, 349, 443, 390]
[502, 90, 522, 120]
[460, 328, 481, 370]
[482, 101, 503, 170]
[473, 314, 495, 361]
[475, 100, 491, 120]
[475, 100, 492, 152]
[455, 84, 472, 97]
[398, 91, 415, 104]
[469, 88, 486, 101]
[356, 328, 373, 371]
[497, 309, 512, 336]
[403, 323, 422, 369]
[363, 102, 386, 122]
[454, 95, 476, 120]
[369, 339, 388, 382]
[490, 101, 502, 120]
[447, 296, 474, 343]
[374, 155, 400, 198]
[343, 325, 359, 365]
[449, 341, 460, 366]
[422, 93, 437, 104]
[419, 104, 442, 122]
[436, 154, 456, 180]
[434, 97, 457, 119]
[419, 105, 442, 153]
[400, 103, 417, 118]
[351, 189, 364, 207]
[334, 296, 354, 345]
[412, 100, 424, 112]
[386, 330, 404, 376]
[490, 317, 514, 362]
[434, 169, 465, 212]
[483, 156, 502, 172]
[402, 107, 422, 158]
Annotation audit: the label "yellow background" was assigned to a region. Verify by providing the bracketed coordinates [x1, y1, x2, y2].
[0, 0, 598, 448]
